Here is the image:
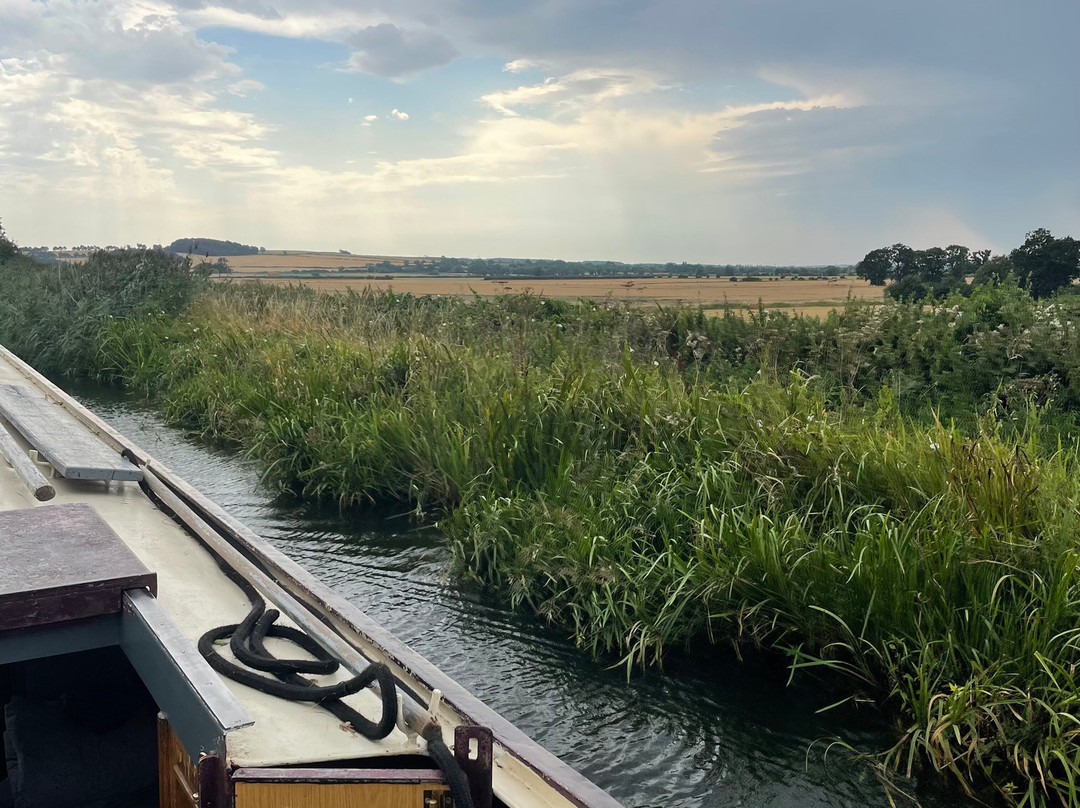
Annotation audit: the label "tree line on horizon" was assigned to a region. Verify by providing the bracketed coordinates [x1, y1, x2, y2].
[165, 237, 262, 257]
[856, 228, 1080, 300]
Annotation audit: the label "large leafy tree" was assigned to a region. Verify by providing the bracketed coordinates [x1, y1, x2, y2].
[1010, 228, 1080, 298]
[855, 247, 893, 285]
[855, 242, 979, 300]
[973, 254, 1014, 286]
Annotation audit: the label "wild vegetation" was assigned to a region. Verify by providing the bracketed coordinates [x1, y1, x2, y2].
[0, 226, 210, 375]
[6, 238, 1080, 805]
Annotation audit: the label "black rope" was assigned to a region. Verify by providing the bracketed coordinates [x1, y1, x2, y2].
[422, 723, 475, 808]
[196, 575, 476, 807]
[198, 581, 397, 739]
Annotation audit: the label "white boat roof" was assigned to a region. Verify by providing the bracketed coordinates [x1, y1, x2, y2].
[0, 358, 414, 768]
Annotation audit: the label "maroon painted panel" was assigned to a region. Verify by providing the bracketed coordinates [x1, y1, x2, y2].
[0, 503, 157, 630]
[198, 754, 229, 808]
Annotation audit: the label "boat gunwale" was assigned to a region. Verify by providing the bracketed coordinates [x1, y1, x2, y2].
[0, 342, 624, 808]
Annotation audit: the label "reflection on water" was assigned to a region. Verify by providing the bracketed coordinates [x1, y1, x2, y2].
[71, 383, 969, 808]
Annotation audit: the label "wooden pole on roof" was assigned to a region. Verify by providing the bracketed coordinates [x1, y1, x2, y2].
[0, 421, 55, 501]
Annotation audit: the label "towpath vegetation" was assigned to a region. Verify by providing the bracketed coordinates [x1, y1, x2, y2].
[5, 240, 1080, 806]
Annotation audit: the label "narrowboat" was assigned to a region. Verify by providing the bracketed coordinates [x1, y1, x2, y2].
[0, 342, 625, 808]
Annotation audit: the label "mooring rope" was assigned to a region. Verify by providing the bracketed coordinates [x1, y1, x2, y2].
[198, 584, 398, 737]
[198, 574, 475, 808]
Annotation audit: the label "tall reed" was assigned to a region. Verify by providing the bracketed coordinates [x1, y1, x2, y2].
[5, 273, 1080, 805]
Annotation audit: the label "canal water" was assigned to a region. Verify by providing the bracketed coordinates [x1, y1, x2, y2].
[71, 383, 968, 808]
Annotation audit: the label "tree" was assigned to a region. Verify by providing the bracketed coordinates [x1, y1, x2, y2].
[890, 244, 918, 280]
[1010, 228, 1080, 298]
[973, 254, 1014, 286]
[857, 241, 988, 300]
[917, 246, 948, 281]
[888, 275, 932, 302]
[0, 219, 17, 262]
[855, 247, 893, 285]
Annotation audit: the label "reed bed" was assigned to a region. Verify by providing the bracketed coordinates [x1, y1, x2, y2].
[4, 261, 1080, 805]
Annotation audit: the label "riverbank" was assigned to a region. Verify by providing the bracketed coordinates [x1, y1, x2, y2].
[4, 255, 1080, 805]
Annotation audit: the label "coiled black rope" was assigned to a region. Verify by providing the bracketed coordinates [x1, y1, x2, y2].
[197, 576, 475, 807]
[198, 585, 398, 738]
[197, 591, 397, 738]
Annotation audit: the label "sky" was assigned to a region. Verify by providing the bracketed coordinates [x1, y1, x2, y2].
[0, 0, 1077, 264]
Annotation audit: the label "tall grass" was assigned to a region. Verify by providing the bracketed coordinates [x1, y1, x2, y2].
[5, 271, 1080, 804]
[0, 247, 209, 375]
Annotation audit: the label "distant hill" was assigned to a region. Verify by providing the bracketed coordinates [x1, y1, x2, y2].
[166, 238, 261, 256]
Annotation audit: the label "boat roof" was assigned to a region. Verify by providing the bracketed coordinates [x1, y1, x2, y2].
[0, 357, 419, 768]
[0, 344, 625, 808]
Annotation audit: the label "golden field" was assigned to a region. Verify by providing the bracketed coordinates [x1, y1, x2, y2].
[215, 251, 416, 271]
[234, 274, 881, 310]
[51, 249, 879, 313]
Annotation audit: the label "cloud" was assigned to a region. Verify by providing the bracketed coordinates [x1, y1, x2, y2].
[503, 58, 538, 73]
[482, 68, 665, 116]
[181, 5, 387, 40]
[704, 103, 904, 181]
[228, 79, 265, 96]
[391, 109, 409, 121]
[0, 1, 270, 222]
[1, 0, 1076, 262]
[345, 23, 457, 79]
[364, 114, 378, 121]
[0, 1, 237, 87]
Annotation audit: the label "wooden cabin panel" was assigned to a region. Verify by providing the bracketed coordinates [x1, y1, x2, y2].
[235, 782, 451, 808]
[159, 715, 199, 808]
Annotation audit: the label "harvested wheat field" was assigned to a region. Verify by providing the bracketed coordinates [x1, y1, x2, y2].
[219, 251, 417, 272]
[236, 275, 882, 309]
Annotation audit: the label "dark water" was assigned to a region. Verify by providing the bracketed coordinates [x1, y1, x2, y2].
[71, 383, 970, 808]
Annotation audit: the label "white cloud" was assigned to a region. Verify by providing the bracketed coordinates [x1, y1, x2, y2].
[482, 68, 666, 116]
[0, 0, 273, 227]
[181, 6, 387, 40]
[391, 109, 409, 121]
[228, 79, 265, 96]
[364, 114, 378, 121]
[503, 58, 538, 73]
